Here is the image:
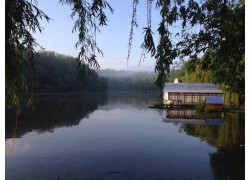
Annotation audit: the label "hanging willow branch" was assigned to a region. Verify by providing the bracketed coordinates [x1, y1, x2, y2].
[127, 0, 139, 67]
[60, 0, 114, 70]
[61, 0, 114, 89]
[6, 0, 114, 109]
[147, 0, 153, 27]
[138, 0, 155, 67]
[6, 0, 51, 109]
[128, 0, 155, 68]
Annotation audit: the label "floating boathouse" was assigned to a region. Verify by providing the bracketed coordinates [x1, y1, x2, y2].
[163, 81, 223, 105]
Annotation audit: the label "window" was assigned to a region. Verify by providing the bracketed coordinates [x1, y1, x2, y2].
[186, 96, 192, 103]
[170, 94, 176, 100]
[193, 96, 198, 102]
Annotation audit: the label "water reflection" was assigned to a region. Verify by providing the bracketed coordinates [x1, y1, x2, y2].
[180, 112, 245, 148]
[6, 91, 161, 140]
[162, 107, 245, 179]
[99, 91, 162, 110]
[5, 92, 244, 180]
[163, 109, 223, 125]
[179, 112, 245, 180]
[5, 93, 108, 139]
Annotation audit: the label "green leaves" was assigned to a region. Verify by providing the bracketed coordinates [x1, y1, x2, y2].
[142, 27, 156, 56]
[139, 0, 244, 94]
[6, 0, 51, 109]
[6, 0, 114, 109]
[61, 0, 113, 69]
[60, 0, 114, 88]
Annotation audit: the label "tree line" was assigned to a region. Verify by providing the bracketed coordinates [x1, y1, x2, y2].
[6, 0, 244, 109]
[23, 50, 108, 93]
[21, 51, 160, 94]
[97, 70, 160, 91]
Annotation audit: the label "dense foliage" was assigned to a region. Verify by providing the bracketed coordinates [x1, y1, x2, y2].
[24, 51, 108, 93]
[22, 51, 157, 93]
[128, 0, 245, 93]
[6, 0, 113, 108]
[182, 57, 214, 83]
[5, 0, 50, 108]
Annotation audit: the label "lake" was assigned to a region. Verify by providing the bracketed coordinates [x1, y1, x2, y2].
[5, 91, 245, 180]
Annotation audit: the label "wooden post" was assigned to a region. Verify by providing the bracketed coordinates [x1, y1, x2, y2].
[184, 93, 186, 105]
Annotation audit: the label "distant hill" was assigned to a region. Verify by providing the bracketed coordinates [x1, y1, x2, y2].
[97, 69, 159, 91]
[24, 50, 108, 93]
[22, 52, 159, 92]
[97, 69, 137, 78]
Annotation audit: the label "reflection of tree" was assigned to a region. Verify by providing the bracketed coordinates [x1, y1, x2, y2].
[182, 113, 245, 148]
[6, 91, 161, 140]
[181, 112, 245, 180]
[104, 91, 162, 110]
[210, 147, 244, 180]
[5, 94, 108, 139]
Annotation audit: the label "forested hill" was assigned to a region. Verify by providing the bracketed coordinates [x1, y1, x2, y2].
[24, 51, 108, 93]
[24, 51, 159, 93]
[97, 70, 160, 91]
[97, 69, 136, 78]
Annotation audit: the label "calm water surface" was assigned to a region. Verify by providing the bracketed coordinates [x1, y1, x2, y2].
[5, 92, 245, 180]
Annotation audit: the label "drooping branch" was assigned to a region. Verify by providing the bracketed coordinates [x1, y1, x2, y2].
[60, 0, 114, 70]
[60, 0, 114, 87]
[6, 0, 51, 108]
[138, 0, 155, 67]
[127, 0, 139, 67]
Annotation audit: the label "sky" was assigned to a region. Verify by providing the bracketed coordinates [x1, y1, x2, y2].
[32, 0, 166, 72]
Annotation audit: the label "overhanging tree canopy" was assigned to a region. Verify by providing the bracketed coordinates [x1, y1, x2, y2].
[6, 0, 113, 108]
[5, 0, 245, 108]
[127, 0, 244, 94]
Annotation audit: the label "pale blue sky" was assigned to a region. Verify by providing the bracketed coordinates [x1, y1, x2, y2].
[33, 0, 178, 72]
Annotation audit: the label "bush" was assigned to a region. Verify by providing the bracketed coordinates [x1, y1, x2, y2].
[205, 107, 217, 112]
[194, 100, 205, 112]
[240, 103, 245, 110]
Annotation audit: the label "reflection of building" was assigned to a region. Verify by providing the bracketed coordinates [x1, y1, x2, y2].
[166, 109, 196, 119]
[163, 83, 223, 105]
[163, 109, 223, 125]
